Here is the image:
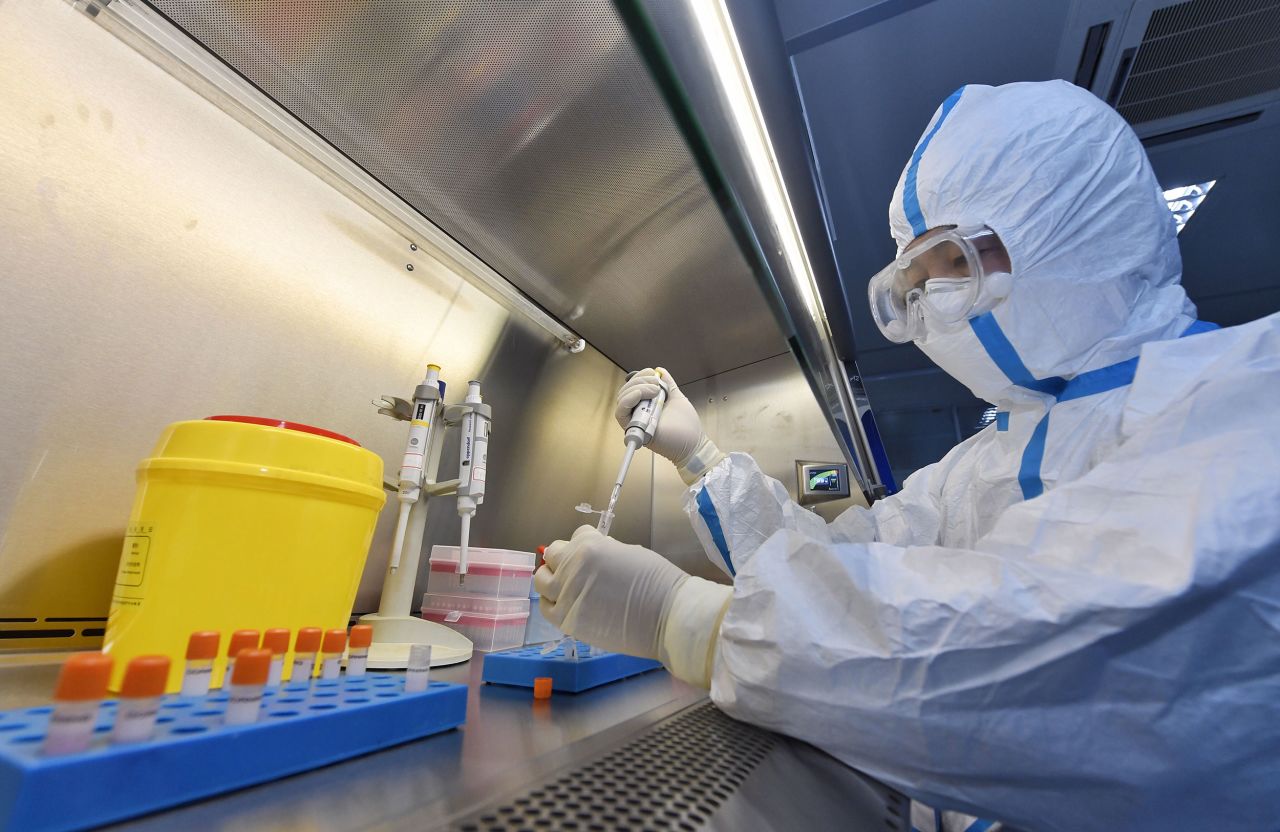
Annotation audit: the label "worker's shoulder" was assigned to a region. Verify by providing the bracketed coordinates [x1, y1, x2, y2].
[1122, 312, 1280, 438]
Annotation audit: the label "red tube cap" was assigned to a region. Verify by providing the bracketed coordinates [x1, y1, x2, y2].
[230, 648, 271, 685]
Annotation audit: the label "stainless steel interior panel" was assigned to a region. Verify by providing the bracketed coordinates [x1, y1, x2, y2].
[142, 0, 788, 382]
[0, 1, 650, 642]
[651, 354, 867, 583]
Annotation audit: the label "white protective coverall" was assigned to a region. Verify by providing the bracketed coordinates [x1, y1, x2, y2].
[684, 81, 1280, 830]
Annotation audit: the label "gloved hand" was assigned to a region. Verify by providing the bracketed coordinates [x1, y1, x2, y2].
[536, 525, 733, 688]
[615, 368, 726, 484]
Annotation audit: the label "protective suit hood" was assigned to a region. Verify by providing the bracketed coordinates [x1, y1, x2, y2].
[888, 81, 1196, 405]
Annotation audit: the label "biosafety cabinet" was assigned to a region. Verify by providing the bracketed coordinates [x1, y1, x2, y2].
[0, 0, 870, 651]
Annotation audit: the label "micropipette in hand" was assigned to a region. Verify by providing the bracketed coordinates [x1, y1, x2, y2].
[593, 370, 670, 536]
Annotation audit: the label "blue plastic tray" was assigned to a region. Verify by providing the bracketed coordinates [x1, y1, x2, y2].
[0, 674, 466, 832]
[482, 642, 662, 693]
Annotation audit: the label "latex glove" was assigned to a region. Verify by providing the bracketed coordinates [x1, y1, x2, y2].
[614, 368, 726, 484]
[536, 525, 733, 688]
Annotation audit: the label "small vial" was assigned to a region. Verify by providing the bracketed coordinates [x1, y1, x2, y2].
[181, 631, 220, 697]
[43, 652, 113, 755]
[347, 625, 373, 678]
[225, 629, 260, 684]
[291, 627, 322, 682]
[565, 640, 578, 661]
[224, 648, 271, 726]
[262, 628, 290, 687]
[533, 677, 553, 700]
[113, 655, 170, 744]
[320, 629, 346, 680]
[404, 643, 432, 693]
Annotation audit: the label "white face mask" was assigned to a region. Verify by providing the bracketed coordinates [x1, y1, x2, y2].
[921, 277, 978, 325]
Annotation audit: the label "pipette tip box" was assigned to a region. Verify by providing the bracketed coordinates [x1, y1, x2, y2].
[0, 674, 466, 832]
[481, 642, 662, 693]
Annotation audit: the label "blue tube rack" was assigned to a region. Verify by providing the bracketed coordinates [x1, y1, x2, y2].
[481, 642, 662, 693]
[0, 674, 466, 832]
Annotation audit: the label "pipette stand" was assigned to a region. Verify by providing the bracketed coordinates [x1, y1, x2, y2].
[363, 393, 472, 669]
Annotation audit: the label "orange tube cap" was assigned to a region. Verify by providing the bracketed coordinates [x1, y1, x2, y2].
[294, 627, 322, 653]
[227, 630, 260, 657]
[230, 648, 272, 685]
[321, 629, 347, 654]
[53, 653, 113, 702]
[262, 629, 290, 655]
[120, 655, 171, 698]
[348, 625, 373, 649]
[185, 631, 220, 660]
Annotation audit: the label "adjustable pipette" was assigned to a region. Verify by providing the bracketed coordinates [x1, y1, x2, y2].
[456, 381, 490, 586]
[595, 371, 669, 536]
[390, 365, 442, 573]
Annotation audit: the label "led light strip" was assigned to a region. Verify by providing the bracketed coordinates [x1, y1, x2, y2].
[686, 0, 823, 323]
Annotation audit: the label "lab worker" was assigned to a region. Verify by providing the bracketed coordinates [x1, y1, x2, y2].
[537, 80, 1280, 830]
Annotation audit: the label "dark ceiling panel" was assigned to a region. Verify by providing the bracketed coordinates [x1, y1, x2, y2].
[1147, 114, 1280, 327]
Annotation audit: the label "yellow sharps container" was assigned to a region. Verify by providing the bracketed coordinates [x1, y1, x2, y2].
[105, 416, 386, 692]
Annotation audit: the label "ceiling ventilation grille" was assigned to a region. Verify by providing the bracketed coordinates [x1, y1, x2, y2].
[1115, 0, 1280, 124]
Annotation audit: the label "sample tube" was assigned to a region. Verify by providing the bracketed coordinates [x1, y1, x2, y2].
[225, 629, 260, 684]
[262, 628, 290, 687]
[43, 652, 113, 755]
[181, 631, 220, 697]
[112, 655, 171, 744]
[320, 629, 347, 680]
[347, 625, 373, 678]
[404, 643, 432, 693]
[291, 627, 322, 683]
[224, 648, 270, 726]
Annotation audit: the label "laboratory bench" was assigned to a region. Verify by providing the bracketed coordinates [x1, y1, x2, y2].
[0, 652, 907, 831]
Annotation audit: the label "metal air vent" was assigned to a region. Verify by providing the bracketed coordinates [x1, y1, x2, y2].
[453, 703, 777, 831]
[1114, 0, 1280, 124]
[449, 701, 910, 831]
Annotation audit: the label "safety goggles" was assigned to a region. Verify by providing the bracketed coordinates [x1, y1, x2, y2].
[868, 226, 1011, 343]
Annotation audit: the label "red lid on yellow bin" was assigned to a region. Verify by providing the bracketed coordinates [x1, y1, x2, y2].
[206, 416, 359, 447]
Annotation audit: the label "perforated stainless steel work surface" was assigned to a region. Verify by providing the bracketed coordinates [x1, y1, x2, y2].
[449, 701, 909, 832]
[143, 0, 788, 381]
